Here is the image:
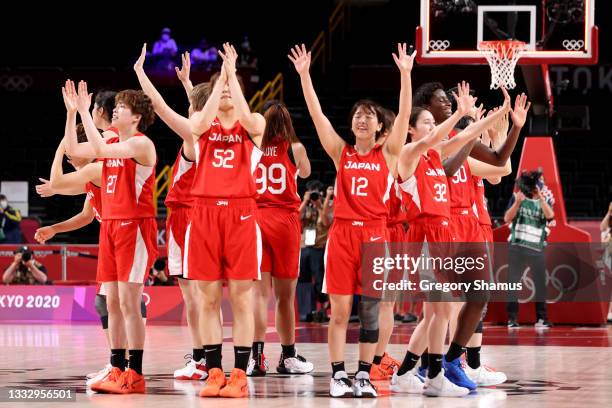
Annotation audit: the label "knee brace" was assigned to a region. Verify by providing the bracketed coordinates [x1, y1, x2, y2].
[358, 298, 380, 343]
[140, 296, 147, 318]
[95, 294, 108, 318]
[474, 320, 483, 334]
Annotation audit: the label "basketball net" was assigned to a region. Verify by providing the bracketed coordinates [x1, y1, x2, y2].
[478, 40, 526, 89]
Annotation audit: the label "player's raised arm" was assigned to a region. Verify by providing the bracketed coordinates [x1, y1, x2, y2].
[289, 44, 344, 167]
[134, 44, 192, 142]
[189, 61, 226, 140]
[175, 51, 194, 97]
[34, 199, 95, 244]
[219, 43, 265, 143]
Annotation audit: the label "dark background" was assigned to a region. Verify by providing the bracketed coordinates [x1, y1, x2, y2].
[1, 0, 609, 243]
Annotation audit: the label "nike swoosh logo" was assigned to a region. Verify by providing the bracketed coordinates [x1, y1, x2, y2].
[240, 215, 252, 221]
[204, 349, 217, 353]
[347, 153, 357, 157]
[237, 350, 250, 354]
[120, 222, 132, 226]
[370, 237, 382, 242]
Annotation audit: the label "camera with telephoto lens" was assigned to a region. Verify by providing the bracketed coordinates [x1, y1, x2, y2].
[516, 168, 543, 198]
[14, 246, 33, 262]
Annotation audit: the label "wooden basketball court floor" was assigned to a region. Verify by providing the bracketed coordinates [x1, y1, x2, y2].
[1, 322, 611, 407]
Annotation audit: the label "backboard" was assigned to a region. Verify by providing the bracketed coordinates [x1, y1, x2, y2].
[417, 0, 598, 65]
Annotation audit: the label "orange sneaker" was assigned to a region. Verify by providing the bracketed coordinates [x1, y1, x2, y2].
[219, 368, 248, 398]
[199, 367, 226, 397]
[118, 368, 146, 394]
[370, 363, 390, 381]
[380, 353, 401, 376]
[90, 367, 123, 393]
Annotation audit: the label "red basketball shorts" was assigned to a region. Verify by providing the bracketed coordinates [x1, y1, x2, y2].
[450, 208, 484, 242]
[166, 206, 191, 277]
[97, 218, 158, 283]
[388, 222, 407, 243]
[184, 198, 261, 281]
[480, 224, 494, 244]
[257, 208, 301, 279]
[324, 219, 389, 296]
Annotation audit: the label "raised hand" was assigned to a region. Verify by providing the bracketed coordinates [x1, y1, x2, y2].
[473, 103, 485, 121]
[392, 43, 416, 74]
[34, 227, 55, 244]
[62, 79, 78, 113]
[453, 81, 477, 117]
[134, 43, 147, 72]
[76, 81, 92, 114]
[175, 51, 191, 82]
[509, 92, 531, 128]
[36, 178, 54, 198]
[288, 44, 311, 76]
[500, 87, 512, 114]
[218, 42, 238, 76]
[515, 190, 526, 203]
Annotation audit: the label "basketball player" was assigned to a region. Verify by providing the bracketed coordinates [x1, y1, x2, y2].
[133, 44, 211, 381]
[290, 42, 415, 398]
[186, 43, 264, 398]
[64, 80, 157, 394]
[248, 100, 314, 377]
[392, 82, 511, 397]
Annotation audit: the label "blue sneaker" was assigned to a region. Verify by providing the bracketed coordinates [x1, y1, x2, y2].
[417, 367, 427, 382]
[443, 357, 477, 391]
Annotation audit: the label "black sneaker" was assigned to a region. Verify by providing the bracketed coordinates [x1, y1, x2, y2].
[534, 319, 553, 328]
[402, 313, 418, 323]
[246, 353, 268, 377]
[394, 313, 404, 321]
[507, 319, 520, 328]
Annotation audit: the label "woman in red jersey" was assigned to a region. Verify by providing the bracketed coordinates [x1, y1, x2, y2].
[248, 100, 314, 377]
[134, 44, 212, 381]
[290, 42, 415, 398]
[187, 43, 265, 398]
[391, 83, 510, 397]
[65, 80, 157, 394]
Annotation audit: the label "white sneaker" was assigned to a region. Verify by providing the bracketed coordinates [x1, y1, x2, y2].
[277, 354, 314, 374]
[173, 357, 208, 380]
[390, 366, 424, 393]
[85, 363, 111, 387]
[423, 369, 470, 397]
[329, 371, 354, 398]
[246, 355, 269, 376]
[353, 371, 377, 398]
[464, 364, 507, 386]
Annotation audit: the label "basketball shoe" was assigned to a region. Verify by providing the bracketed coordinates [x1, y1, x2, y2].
[219, 368, 249, 398]
[199, 367, 226, 397]
[174, 356, 208, 380]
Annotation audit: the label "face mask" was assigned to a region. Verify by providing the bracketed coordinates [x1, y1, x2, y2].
[0, 200, 7, 210]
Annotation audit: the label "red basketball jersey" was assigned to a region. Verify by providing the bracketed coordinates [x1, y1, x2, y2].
[472, 176, 492, 226]
[387, 178, 405, 225]
[192, 119, 263, 198]
[334, 144, 393, 221]
[400, 149, 450, 221]
[446, 131, 475, 209]
[100, 135, 156, 220]
[165, 147, 195, 209]
[85, 182, 102, 223]
[255, 140, 301, 211]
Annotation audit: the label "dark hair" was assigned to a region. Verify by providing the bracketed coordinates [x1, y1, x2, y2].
[115, 90, 155, 132]
[0, 194, 6, 200]
[94, 90, 117, 123]
[378, 107, 396, 140]
[306, 180, 324, 192]
[413, 82, 445, 108]
[261, 100, 298, 148]
[349, 99, 383, 139]
[76, 123, 88, 143]
[189, 82, 212, 112]
[409, 107, 430, 127]
[210, 71, 245, 94]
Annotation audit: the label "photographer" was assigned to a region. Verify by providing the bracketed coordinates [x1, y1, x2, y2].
[0, 194, 23, 244]
[504, 170, 555, 328]
[3, 246, 48, 285]
[297, 181, 333, 321]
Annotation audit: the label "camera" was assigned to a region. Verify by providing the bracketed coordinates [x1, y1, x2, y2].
[310, 192, 320, 201]
[14, 246, 33, 262]
[516, 169, 543, 198]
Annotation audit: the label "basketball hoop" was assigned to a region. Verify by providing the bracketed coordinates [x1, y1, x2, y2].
[478, 40, 527, 89]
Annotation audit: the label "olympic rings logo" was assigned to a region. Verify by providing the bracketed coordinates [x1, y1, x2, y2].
[429, 40, 450, 51]
[495, 263, 578, 304]
[562, 40, 585, 51]
[0, 74, 33, 92]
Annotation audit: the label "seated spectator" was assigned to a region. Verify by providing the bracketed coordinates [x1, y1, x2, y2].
[191, 38, 218, 69]
[239, 35, 257, 68]
[3, 246, 48, 285]
[0, 194, 23, 243]
[152, 27, 178, 70]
